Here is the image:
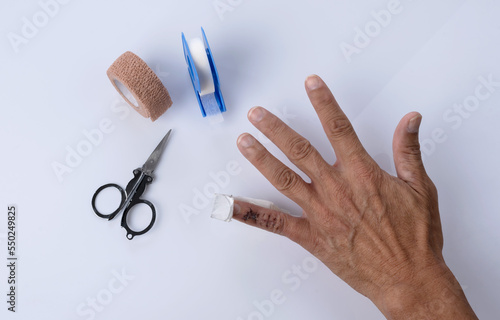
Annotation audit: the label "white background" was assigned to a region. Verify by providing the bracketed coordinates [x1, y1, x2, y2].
[1, 0, 499, 319]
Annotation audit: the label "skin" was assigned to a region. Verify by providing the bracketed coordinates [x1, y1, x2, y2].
[233, 75, 478, 319]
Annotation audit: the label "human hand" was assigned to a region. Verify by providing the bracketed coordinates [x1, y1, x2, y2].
[234, 75, 477, 319]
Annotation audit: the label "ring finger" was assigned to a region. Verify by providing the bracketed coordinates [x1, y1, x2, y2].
[237, 133, 316, 210]
[247, 107, 331, 180]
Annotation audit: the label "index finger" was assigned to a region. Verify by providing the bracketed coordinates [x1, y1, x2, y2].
[305, 75, 368, 166]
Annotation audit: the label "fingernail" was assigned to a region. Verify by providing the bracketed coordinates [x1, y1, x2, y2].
[233, 204, 241, 215]
[248, 107, 265, 122]
[306, 75, 321, 90]
[408, 114, 422, 133]
[237, 134, 255, 148]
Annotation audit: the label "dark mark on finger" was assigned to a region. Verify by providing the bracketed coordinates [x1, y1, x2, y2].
[265, 216, 277, 229]
[243, 209, 259, 222]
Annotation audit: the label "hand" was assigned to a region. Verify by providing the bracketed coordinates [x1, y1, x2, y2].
[234, 75, 477, 319]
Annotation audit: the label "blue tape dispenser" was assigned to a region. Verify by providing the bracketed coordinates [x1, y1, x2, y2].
[182, 28, 226, 124]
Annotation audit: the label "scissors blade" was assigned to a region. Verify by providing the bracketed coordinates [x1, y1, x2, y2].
[142, 129, 172, 175]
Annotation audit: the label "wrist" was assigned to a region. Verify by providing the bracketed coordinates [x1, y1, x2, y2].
[374, 264, 477, 319]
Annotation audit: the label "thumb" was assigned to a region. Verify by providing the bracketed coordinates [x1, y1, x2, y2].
[233, 200, 311, 247]
[392, 112, 428, 189]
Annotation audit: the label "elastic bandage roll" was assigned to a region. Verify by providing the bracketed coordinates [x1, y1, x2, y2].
[107, 51, 173, 122]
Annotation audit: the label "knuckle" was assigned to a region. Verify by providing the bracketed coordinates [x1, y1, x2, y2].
[316, 92, 337, 108]
[274, 168, 300, 192]
[241, 208, 286, 235]
[268, 118, 286, 136]
[251, 147, 269, 165]
[269, 213, 286, 235]
[351, 159, 382, 185]
[289, 138, 314, 161]
[254, 210, 286, 235]
[359, 163, 382, 182]
[402, 143, 422, 159]
[327, 118, 354, 140]
[330, 180, 349, 199]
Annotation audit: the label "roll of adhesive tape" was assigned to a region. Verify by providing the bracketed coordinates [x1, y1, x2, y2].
[188, 38, 215, 95]
[187, 38, 224, 124]
[107, 51, 172, 122]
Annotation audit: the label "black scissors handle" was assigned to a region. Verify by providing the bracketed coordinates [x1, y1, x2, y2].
[121, 198, 156, 240]
[92, 183, 126, 220]
[121, 169, 156, 240]
[92, 169, 157, 240]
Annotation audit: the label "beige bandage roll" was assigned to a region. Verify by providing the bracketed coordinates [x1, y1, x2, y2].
[107, 51, 172, 121]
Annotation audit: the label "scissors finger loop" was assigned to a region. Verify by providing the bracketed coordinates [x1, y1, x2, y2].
[92, 183, 126, 220]
[121, 199, 157, 240]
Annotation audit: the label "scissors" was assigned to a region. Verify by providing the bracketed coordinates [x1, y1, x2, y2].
[91, 129, 172, 240]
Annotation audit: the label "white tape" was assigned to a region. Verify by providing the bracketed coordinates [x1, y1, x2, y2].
[211, 194, 285, 222]
[212, 194, 234, 222]
[188, 38, 215, 95]
[188, 37, 224, 124]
